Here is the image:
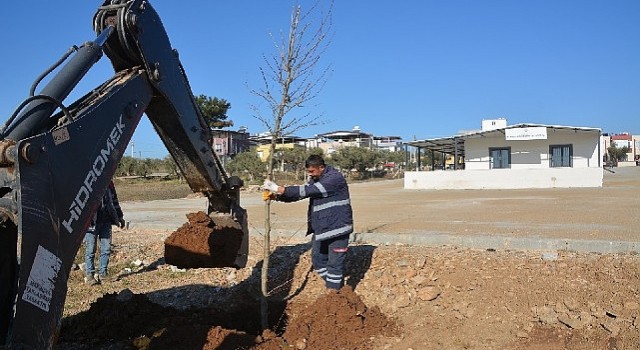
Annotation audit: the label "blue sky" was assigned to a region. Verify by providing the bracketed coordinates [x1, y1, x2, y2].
[1, 1, 638, 158]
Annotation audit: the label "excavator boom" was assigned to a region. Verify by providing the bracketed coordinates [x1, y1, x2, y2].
[0, 1, 247, 348]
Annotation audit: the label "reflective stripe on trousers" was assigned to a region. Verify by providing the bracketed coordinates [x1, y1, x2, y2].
[312, 234, 349, 290]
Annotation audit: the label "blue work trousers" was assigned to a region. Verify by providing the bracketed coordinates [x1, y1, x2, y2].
[312, 234, 349, 290]
[84, 222, 112, 277]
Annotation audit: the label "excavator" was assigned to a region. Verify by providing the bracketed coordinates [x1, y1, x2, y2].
[0, 0, 248, 348]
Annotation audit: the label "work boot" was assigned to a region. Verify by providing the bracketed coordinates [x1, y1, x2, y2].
[98, 273, 114, 284]
[84, 275, 100, 286]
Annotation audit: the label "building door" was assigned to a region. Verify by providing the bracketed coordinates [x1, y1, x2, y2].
[549, 144, 572, 167]
[489, 147, 511, 169]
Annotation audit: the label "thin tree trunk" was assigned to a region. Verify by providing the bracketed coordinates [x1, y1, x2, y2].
[254, 0, 333, 332]
[261, 201, 271, 330]
[260, 138, 278, 331]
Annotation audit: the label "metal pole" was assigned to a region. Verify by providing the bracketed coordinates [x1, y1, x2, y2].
[454, 138, 459, 170]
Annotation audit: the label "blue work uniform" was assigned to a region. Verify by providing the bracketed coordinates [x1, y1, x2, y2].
[279, 166, 353, 289]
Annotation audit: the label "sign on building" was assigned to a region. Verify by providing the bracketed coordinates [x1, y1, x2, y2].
[505, 127, 548, 141]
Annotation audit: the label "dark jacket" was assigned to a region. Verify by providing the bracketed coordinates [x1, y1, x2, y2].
[92, 182, 123, 227]
[279, 166, 353, 241]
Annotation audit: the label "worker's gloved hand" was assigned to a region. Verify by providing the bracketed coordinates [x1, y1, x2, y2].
[262, 179, 280, 193]
[262, 190, 276, 202]
[119, 218, 126, 229]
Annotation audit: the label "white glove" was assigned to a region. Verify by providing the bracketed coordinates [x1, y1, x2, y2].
[262, 180, 280, 193]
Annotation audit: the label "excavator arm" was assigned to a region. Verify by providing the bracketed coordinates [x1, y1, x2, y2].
[0, 1, 247, 348]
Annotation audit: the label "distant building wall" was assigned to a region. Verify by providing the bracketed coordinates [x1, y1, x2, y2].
[465, 129, 600, 170]
[405, 167, 603, 189]
[481, 118, 507, 131]
[256, 143, 304, 162]
[211, 129, 250, 158]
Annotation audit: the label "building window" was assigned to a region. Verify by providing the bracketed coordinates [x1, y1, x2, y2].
[214, 143, 223, 154]
[549, 144, 573, 167]
[489, 147, 511, 169]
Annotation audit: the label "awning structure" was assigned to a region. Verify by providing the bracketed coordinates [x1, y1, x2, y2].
[407, 136, 466, 157]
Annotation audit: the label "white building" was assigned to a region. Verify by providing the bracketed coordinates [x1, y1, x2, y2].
[405, 120, 603, 189]
[373, 135, 403, 152]
[306, 126, 403, 155]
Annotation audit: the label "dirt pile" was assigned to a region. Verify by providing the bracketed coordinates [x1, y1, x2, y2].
[284, 286, 398, 349]
[58, 284, 394, 349]
[164, 211, 245, 268]
[59, 289, 264, 349]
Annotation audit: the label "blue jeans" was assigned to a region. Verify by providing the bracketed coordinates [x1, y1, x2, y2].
[85, 223, 112, 277]
[312, 234, 349, 290]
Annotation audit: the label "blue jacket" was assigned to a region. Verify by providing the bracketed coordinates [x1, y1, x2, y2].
[279, 166, 353, 241]
[92, 182, 123, 227]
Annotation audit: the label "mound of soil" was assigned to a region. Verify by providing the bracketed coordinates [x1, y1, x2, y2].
[59, 289, 264, 349]
[284, 286, 398, 349]
[164, 211, 245, 268]
[58, 285, 395, 350]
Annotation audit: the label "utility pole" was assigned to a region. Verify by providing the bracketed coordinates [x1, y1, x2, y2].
[129, 141, 134, 158]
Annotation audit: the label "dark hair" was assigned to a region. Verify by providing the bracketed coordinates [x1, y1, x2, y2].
[305, 154, 325, 168]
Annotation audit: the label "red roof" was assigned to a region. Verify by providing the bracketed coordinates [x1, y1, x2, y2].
[611, 134, 632, 141]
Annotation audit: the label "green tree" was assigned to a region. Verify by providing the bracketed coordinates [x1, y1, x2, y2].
[272, 147, 296, 171]
[607, 144, 631, 165]
[378, 150, 405, 168]
[420, 150, 445, 170]
[331, 146, 379, 176]
[117, 156, 173, 177]
[280, 147, 307, 179]
[273, 147, 325, 180]
[306, 147, 324, 158]
[226, 149, 265, 183]
[135, 158, 149, 176]
[116, 156, 137, 176]
[163, 154, 180, 177]
[195, 95, 232, 128]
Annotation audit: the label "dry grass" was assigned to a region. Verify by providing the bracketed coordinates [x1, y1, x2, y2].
[113, 178, 191, 202]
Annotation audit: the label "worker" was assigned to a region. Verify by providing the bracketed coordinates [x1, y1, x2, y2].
[263, 155, 353, 290]
[84, 181, 125, 285]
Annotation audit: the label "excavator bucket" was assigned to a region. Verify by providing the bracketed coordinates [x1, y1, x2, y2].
[164, 210, 248, 269]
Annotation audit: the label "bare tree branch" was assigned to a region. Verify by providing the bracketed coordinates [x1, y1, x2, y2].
[249, 0, 334, 140]
[248, 0, 334, 331]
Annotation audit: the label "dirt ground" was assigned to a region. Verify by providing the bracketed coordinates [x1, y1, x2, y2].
[56, 167, 640, 349]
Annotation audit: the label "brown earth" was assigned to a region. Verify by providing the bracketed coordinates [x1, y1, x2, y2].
[58, 284, 395, 350]
[56, 167, 640, 349]
[164, 211, 246, 268]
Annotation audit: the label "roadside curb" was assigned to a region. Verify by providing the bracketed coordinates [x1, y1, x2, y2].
[352, 231, 640, 254]
[248, 228, 639, 254]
